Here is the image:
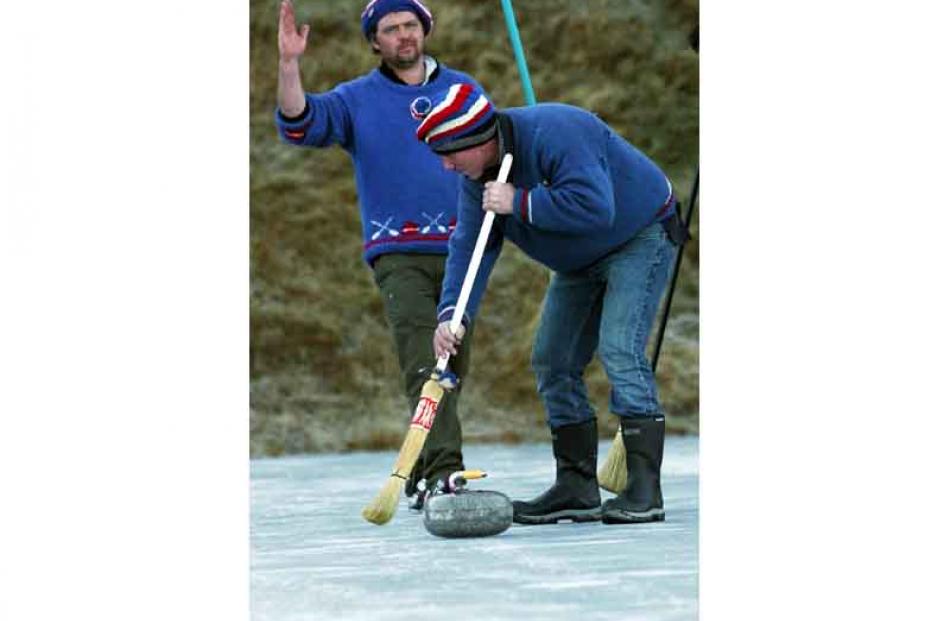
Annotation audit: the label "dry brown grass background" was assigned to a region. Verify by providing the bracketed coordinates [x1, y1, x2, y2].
[250, 0, 699, 456]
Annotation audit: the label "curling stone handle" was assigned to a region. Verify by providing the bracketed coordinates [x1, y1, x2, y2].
[448, 469, 488, 492]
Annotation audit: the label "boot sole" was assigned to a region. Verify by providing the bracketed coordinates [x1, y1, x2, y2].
[513, 507, 603, 525]
[601, 507, 665, 524]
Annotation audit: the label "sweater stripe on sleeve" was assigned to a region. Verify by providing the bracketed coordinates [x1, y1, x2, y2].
[519, 189, 530, 222]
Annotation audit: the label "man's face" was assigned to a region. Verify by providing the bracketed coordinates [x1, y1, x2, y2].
[439, 145, 491, 180]
[372, 11, 425, 69]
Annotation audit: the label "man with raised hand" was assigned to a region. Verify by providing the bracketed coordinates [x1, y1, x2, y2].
[275, 0, 486, 509]
[418, 83, 690, 525]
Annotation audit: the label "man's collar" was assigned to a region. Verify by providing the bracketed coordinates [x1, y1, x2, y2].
[379, 55, 439, 86]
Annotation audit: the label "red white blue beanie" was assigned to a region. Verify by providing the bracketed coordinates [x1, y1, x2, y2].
[415, 83, 498, 154]
[361, 0, 433, 40]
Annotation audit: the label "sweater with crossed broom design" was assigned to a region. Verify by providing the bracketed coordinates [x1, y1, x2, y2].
[275, 61, 482, 265]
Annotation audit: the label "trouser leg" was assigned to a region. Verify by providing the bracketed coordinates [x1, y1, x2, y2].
[530, 270, 603, 429]
[513, 270, 604, 524]
[597, 222, 675, 418]
[594, 223, 674, 524]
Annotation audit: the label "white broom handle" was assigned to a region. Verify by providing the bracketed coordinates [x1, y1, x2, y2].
[435, 153, 513, 373]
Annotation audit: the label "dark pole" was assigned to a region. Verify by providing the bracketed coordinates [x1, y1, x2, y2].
[651, 168, 699, 372]
[651, 20, 699, 373]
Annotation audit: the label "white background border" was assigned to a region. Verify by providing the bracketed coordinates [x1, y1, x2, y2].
[2, 1, 949, 619]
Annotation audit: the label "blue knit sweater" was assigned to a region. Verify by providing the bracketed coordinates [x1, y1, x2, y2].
[275, 63, 481, 265]
[438, 104, 674, 324]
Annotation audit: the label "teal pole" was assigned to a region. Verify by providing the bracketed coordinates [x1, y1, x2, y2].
[499, 0, 537, 106]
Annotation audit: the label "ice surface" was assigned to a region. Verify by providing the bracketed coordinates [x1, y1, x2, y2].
[251, 437, 698, 621]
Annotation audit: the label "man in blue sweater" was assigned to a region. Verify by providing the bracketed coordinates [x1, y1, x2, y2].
[275, 0, 485, 507]
[418, 83, 689, 525]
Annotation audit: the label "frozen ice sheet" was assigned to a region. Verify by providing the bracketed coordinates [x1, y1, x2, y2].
[251, 437, 698, 621]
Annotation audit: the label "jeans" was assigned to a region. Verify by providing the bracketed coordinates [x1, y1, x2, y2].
[531, 221, 676, 429]
[373, 253, 472, 490]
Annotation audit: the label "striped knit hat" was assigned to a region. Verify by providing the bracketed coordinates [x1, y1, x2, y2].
[361, 0, 433, 40]
[415, 83, 498, 154]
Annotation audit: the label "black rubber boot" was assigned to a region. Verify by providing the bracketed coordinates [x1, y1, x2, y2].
[512, 420, 602, 524]
[602, 415, 666, 524]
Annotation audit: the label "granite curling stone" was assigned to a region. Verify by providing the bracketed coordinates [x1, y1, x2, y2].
[422, 471, 513, 538]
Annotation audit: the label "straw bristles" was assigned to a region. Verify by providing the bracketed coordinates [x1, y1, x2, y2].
[597, 428, 627, 494]
[362, 380, 444, 525]
[362, 476, 405, 525]
[362, 426, 430, 524]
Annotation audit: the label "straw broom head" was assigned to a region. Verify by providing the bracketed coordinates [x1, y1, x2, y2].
[362, 378, 445, 525]
[597, 428, 627, 494]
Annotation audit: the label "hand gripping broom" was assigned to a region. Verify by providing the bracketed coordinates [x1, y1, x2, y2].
[362, 153, 514, 525]
[597, 169, 699, 493]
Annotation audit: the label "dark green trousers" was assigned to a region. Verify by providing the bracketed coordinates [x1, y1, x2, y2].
[372, 253, 473, 493]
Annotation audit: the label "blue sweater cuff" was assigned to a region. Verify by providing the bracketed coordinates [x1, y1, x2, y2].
[276, 100, 311, 125]
[437, 306, 471, 328]
[275, 101, 314, 142]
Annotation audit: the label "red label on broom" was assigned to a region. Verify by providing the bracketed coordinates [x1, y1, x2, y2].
[410, 396, 439, 430]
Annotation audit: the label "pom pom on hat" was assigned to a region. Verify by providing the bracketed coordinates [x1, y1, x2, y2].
[361, 0, 433, 40]
[416, 83, 498, 154]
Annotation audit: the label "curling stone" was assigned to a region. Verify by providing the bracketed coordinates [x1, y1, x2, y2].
[422, 470, 513, 538]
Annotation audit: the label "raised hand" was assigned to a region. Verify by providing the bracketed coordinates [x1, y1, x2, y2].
[278, 0, 310, 62]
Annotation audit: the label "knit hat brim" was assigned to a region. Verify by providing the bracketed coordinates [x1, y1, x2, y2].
[361, 0, 433, 40]
[429, 117, 498, 154]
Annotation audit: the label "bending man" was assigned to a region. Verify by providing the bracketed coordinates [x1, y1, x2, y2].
[417, 83, 688, 525]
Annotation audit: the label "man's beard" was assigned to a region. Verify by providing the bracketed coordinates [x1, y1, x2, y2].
[384, 45, 421, 70]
